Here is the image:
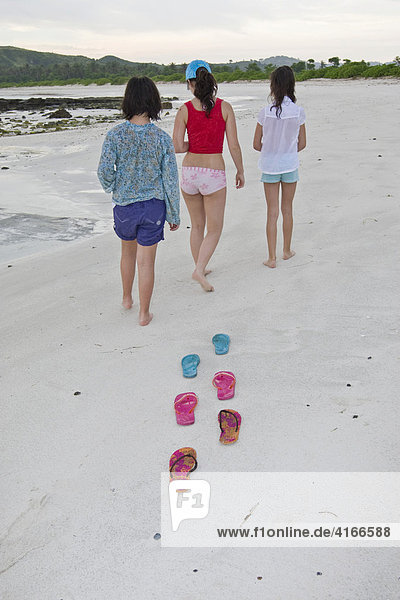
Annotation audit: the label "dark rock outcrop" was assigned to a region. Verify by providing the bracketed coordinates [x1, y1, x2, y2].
[48, 108, 72, 118]
[0, 96, 177, 113]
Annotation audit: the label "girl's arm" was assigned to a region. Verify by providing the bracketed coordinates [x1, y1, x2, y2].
[298, 124, 306, 152]
[97, 132, 117, 192]
[161, 138, 180, 228]
[253, 123, 263, 151]
[172, 105, 189, 153]
[222, 101, 245, 189]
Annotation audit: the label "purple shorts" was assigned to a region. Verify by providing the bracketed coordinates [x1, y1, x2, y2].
[113, 198, 166, 246]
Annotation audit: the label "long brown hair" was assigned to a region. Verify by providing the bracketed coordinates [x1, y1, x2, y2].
[269, 66, 296, 118]
[189, 67, 218, 117]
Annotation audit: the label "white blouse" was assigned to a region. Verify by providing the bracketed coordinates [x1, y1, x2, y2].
[257, 97, 305, 174]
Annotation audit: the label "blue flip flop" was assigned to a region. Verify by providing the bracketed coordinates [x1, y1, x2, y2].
[181, 354, 200, 378]
[212, 333, 230, 355]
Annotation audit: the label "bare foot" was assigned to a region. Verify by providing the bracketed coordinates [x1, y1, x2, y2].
[122, 295, 133, 309]
[139, 312, 153, 326]
[263, 258, 276, 269]
[196, 267, 211, 275]
[283, 250, 296, 260]
[192, 269, 214, 292]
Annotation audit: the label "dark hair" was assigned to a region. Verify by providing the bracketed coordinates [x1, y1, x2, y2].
[269, 66, 296, 118]
[122, 76, 162, 121]
[189, 67, 218, 117]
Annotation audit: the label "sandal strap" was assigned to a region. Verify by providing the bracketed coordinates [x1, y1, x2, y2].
[212, 371, 236, 388]
[175, 394, 197, 413]
[169, 453, 198, 473]
[218, 410, 239, 432]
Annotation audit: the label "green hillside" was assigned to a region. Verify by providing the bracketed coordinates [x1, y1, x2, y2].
[0, 47, 166, 86]
[0, 47, 398, 87]
[0, 46, 90, 68]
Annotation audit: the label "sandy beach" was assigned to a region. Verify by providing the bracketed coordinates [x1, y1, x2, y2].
[1, 79, 400, 598]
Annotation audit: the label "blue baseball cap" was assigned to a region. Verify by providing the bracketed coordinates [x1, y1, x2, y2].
[185, 59, 212, 80]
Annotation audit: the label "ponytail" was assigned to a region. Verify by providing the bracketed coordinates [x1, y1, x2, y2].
[192, 67, 218, 117]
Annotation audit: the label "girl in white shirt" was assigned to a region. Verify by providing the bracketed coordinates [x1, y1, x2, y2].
[253, 66, 306, 268]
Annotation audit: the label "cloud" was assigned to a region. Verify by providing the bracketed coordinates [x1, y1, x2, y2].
[1, 0, 399, 62]
[2, 0, 272, 33]
[4, 0, 397, 34]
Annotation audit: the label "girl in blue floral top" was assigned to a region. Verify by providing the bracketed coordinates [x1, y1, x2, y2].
[98, 77, 180, 325]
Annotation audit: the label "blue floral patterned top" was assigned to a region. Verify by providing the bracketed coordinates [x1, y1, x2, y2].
[97, 121, 180, 224]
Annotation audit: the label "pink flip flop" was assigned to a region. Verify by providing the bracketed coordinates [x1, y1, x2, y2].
[169, 447, 198, 480]
[212, 371, 236, 400]
[174, 392, 198, 425]
[218, 410, 242, 444]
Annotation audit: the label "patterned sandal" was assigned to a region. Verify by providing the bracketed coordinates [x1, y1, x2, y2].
[169, 447, 198, 480]
[212, 371, 236, 400]
[218, 410, 241, 444]
[174, 393, 198, 425]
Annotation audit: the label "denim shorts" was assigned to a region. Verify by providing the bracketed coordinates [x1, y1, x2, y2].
[261, 169, 299, 183]
[113, 198, 166, 246]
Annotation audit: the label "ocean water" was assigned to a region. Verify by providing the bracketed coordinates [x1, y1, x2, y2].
[0, 81, 269, 104]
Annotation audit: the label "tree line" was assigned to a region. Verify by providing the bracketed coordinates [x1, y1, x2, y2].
[1, 56, 399, 87]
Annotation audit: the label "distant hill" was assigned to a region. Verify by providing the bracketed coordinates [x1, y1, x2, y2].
[259, 55, 302, 66]
[0, 46, 91, 68]
[210, 55, 301, 70]
[0, 46, 155, 69]
[0, 47, 308, 86]
[0, 47, 389, 87]
[0, 46, 302, 71]
[0, 47, 168, 86]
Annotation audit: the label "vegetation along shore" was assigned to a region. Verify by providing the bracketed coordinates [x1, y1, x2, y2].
[1, 47, 399, 87]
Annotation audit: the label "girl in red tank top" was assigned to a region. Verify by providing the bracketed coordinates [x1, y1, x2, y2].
[185, 97, 226, 154]
[173, 59, 245, 292]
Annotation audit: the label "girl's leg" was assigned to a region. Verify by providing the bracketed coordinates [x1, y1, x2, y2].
[281, 182, 297, 259]
[136, 242, 158, 326]
[263, 182, 280, 268]
[193, 187, 226, 292]
[181, 190, 206, 265]
[120, 240, 137, 308]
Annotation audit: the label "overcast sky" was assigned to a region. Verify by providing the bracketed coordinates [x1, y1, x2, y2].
[2, 0, 399, 63]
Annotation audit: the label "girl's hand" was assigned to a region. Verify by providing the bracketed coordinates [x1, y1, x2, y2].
[169, 223, 180, 231]
[235, 172, 245, 189]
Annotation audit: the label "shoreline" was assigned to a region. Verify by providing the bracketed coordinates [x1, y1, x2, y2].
[0, 75, 399, 92]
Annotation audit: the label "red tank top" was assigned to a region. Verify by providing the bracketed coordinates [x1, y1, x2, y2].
[185, 98, 226, 154]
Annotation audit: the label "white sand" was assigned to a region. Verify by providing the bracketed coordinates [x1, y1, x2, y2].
[1, 80, 400, 598]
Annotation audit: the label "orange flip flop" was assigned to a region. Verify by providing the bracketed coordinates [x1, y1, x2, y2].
[218, 410, 241, 444]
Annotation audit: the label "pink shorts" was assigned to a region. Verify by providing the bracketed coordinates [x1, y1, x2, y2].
[181, 166, 227, 196]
